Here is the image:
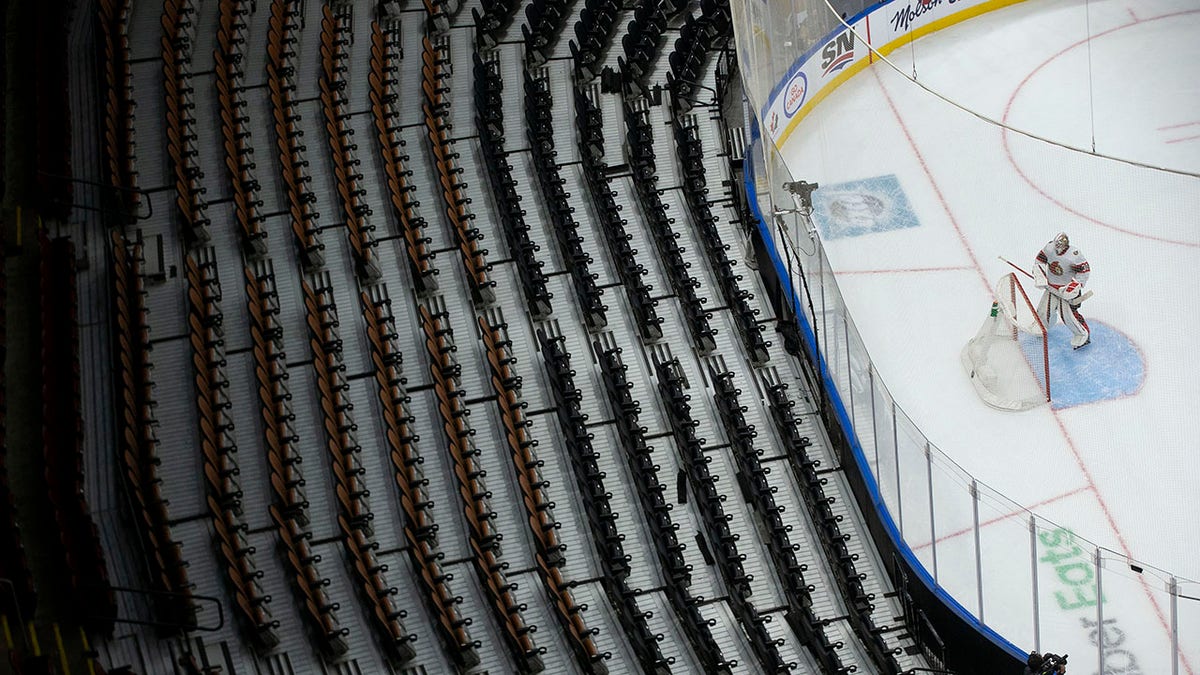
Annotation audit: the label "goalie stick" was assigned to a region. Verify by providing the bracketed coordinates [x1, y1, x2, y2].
[997, 255, 1093, 303]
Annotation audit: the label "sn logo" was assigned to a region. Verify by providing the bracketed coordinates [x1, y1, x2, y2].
[820, 32, 855, 76]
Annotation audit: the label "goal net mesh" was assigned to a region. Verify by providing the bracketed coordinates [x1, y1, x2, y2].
[961, 273, 1050, 411]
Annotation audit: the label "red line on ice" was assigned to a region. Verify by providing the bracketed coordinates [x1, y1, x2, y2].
[1157, 120, 1200, 131]
[870, 69, 989, 290]
[1166, 133, 1200, 144]
[910, 485, 1092, 551]
[1001, 10, 1200, 249]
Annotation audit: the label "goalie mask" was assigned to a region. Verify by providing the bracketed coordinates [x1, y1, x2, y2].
[1053, 232, 1070, 255]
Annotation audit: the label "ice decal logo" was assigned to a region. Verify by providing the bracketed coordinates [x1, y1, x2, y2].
[821, 32, 855, 76]
[1020, 322, 1145, 410]
[768, 111, 779, 135]
[810, 175, 919, 240]
[783, 72, 808, 117]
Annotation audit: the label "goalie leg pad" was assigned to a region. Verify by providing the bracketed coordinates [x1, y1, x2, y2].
[1065, 304, 1090, 348]
[1037, 291, 1059, 328]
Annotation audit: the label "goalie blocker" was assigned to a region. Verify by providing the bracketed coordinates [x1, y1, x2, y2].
[962, 273, 1051, 411]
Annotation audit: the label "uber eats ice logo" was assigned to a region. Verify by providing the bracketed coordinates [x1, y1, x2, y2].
[783, 72, 808, 117]
[1039, 527, 1101, 611]
[1039, 527, 1146, 674]
[821, 31, 855, 76]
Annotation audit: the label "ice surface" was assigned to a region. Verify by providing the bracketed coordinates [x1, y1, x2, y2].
[776, 0, 1200, 659]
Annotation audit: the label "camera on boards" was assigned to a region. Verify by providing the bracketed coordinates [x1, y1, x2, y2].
[1025, 651, 1068, 674]
[783, 180, 819, 208]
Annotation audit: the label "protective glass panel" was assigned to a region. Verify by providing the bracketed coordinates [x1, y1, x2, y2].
[974, 480, 1036, 648]
[925, 451, 979, 605]
[844, 314, 872, 437]
[892, 405, 927, 546]
[869, 368, 895, 482]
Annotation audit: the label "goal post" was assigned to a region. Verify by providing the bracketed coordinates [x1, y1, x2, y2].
[961, 273, 1051, 411]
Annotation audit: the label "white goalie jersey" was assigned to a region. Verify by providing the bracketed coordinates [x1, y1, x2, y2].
[1035, 240, 1090, 290]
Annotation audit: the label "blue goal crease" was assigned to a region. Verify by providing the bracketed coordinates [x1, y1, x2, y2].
[1018, 321, 1145, 410]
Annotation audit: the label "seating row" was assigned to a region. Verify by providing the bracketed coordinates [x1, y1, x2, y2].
[267, 0, 325, 268]
[699, 0, 733, 38]
[624, 103, 717, 353]
[422, 36, 497, 306]
[536, 330, 629, 580]
[215, 0, 268, 257]
[270, 504, 349, 656]
[208, 499, 279, 650]
[711, 370, 840, 672]
[320, 5, 382, 282]
[162, 0, 212, 244]
[524, 71, 608, 330]
[592, 342, 689, 584]
[665, 3, 731, 112]
[360, 289, 481, 669]
[369, 23, 439, 295]
[185, 255, 242, 518]
[244, 263, 346, 656]
[536, 331, 677, 672]
[659, 582, 733, 673]
[652, 360, 790, 673]
[573, 88, 664, 342]
[569, 0, 623, 83]
[185, 253, 278, 649]
[617, 0, 668, 96]
[471, 0, 520, 49]
[763, 382, 867, 672]
[673, 119, 770, 363]
[98, 0, 141, 221]
[418, 305, 544, 672]
[38, 234, 115, 632]
[521, 0, 572, 67]
[110, 232, 196, 632]
[302, 279, 416, 662]
[477, 317, 607, 673]
[654, 364, 743, 589]
[726, 593, 790, 673]
[472, 52, 553, 320]
[607, 579, 673, 673]
[243, 264, 308, 528]
[764, 383, 904, 672]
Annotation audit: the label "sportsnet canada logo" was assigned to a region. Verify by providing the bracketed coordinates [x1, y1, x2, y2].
[821, 32, 855, 76]
[782, 72, 808, 117]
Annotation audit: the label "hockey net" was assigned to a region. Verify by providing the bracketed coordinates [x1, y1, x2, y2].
[961, 273, 1050, 411]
